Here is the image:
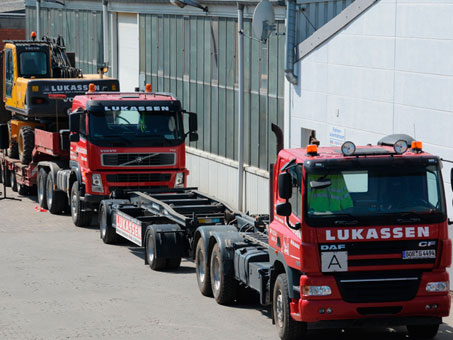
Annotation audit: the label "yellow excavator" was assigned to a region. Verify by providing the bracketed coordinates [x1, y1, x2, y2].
[1, 33, 118, 164]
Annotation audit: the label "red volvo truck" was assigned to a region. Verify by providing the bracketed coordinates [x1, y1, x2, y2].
[0, 86, 198, 227]
[97, 134, 451, 339]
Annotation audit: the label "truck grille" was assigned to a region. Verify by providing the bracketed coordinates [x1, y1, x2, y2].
[335, 271, 421, 303]
[319, 239, 438, 268]
[102, 153, 176, 167]
[106, 174, 172, 183]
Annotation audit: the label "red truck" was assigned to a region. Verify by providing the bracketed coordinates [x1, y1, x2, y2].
[96, 133, 450, 339]
[0, 85, 198, 227]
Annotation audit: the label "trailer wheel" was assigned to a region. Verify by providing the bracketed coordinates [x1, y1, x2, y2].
[46, 174, 66, 214]
[166, 258, 182, 270]
[1, 163, 11, 187]
[195, 238, 212, 297]
[10, 170, 17, 192]
[99, 203, 119, 244]
[18, 126, 34, 165]
[7, 122, 18, 159]
[273, 274, 306, 340]
[406, 324, 439, 339]
[146, 231, 166, 271]
[210, 243, 236, 305]
[37, 168, 49, 209]
[70, 181, 91, 227]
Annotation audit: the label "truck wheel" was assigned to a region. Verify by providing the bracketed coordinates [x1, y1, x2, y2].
[10, 171, 17, 192]
[46, 174, 66, 214]
[406, 324, 439, 339]
[166, 258, 182, 270]
[273, 274, 306, 340]
[145, 231, 166, 271]
[7, 122, 18, 159]
[195, 238, 212, 296]
[18, 126, 34, 165]
[99, 203, 119, 244]
[70, 181, 91, 227]
[37, 168, 49, 209]
[210, 243, 236, 305]
[18, 184, 29, 196]
[1, 164, 11, 187]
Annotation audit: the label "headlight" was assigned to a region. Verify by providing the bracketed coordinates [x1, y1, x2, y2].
[174, 172, 184, 188]
[302, 285, 332, 296]
[91, 173, 104, 193]
[426, 281, 449, 292]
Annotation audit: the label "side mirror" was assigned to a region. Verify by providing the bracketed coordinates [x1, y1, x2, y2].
[278, 172, 292, 199]
[0, 124, 8, 149]
[69, 111, 80, 133]
[189, 132, 198, 142]
[189, 113, 197, 132]
[69, 133, 80, 142]
[276, 202, 292, 217]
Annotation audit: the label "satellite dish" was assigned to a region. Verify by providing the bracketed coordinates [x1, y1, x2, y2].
[252, 0, 275, 42]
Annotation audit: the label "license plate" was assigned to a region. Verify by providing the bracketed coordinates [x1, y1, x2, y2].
[402, 249, 436, 259]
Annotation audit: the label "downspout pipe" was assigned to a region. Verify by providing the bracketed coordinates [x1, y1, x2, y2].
[102, 0, 108, 65]
[36, 0, 41, 40]
[237, 3, 244, 211]
[285, 0, 298, 85]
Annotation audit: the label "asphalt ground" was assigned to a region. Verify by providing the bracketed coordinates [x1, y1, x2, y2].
[0, 189, 452, 340]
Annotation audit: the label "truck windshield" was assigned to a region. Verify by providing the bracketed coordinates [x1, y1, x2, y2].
[89, 110, 184, 147]
[305, 163, 446, 226]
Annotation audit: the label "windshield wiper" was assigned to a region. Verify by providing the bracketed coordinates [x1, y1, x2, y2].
[396, 212, 421, 223]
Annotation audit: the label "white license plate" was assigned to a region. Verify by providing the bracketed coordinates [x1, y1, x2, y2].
[402, 249, 436, 259]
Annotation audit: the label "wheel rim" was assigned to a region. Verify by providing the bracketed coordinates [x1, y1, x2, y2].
[100, 207, 106, 237]
[38, 176, 44, 202]
[147, 234, 154, 263]
[19, 133, 23, 155]
[71, 189, 78, 219]
[276, 290, 284, 328]
[46, 178, 53, 207]
[197, 249, 205, 283]
[212, 255, 221, 292]
[10, 172, 14, 187]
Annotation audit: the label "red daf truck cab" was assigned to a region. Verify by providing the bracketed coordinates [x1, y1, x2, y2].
[270, 137, 451, 339]
[34, 88, 198, 227]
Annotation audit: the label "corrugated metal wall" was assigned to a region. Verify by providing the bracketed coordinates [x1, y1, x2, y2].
[26, 6, 104, 74]
[138, 14, 286, 171]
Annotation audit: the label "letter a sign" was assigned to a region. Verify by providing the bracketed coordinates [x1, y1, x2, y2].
[321, 251, 348, 272]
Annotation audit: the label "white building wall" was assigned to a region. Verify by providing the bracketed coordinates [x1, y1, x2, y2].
[186, 147, 269, 214]
[289, 0, 453, 286]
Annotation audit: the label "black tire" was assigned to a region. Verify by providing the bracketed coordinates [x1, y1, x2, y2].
[7, 122, 18, 159]
[70, 181, 91, 227]
[37, 168, 49, 209]
[18, 126, 34, 165]
[18, 184, 29, 196]
[10, 170, 17, 192]
[210, 243, 237, 305]
[273, 274, 306, 340]
[195, 238, 212, 297]
[167, 257, 182, 269]
[1, 163, 10, 187]
[407, 324, 439, 339]
[145, 231, 166, 271]
[46, 174, 66, 214]
[99, 203, 120, 244]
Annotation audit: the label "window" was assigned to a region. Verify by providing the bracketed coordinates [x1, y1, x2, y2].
[79, 113, 86, 136]
[5, 49, 13, 97]
[19, 52, 48, 77]
[287, 165, 302, 218]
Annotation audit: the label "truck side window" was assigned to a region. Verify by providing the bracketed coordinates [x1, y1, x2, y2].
[287, 165, 302, 218]
[79, 113, 86, 136]
[5, 49, 13, 97]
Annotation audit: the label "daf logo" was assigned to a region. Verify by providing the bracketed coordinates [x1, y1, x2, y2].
[320, 244, 346, 251]
[419, 241, 436, 247]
